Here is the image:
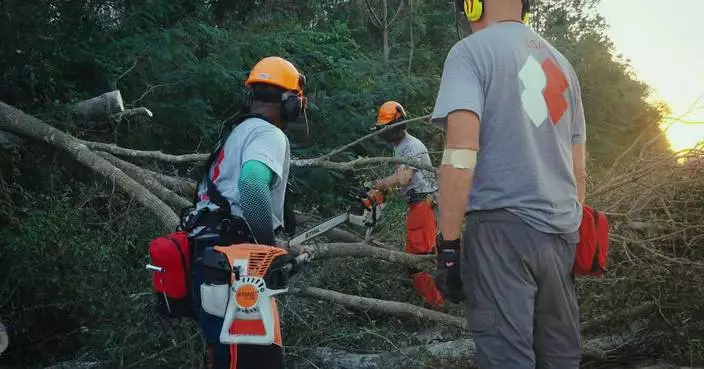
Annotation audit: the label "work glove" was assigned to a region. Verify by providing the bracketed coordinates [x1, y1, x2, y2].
[434, 234, 466, 304]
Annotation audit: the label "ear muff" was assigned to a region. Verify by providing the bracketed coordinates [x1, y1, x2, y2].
[458, 0, 530, 24]
[281, 94, 303, 122]
[465, 0, 483, 22]
[281, 73, 307, 122]
[521, 0, 531, 24]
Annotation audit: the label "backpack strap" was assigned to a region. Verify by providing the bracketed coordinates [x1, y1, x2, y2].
[197, 113, 276, 215]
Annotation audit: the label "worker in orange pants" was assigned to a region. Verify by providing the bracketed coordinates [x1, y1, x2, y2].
[369, 101, 445, 308]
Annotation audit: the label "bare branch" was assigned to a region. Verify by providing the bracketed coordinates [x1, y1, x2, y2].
[131, 79, 189, 105]
[95, 151, 192, 210]
[315, 114, 431, 161]
[306, 242, 434, 267]
[363, 0, 385, 28]
[294, 156, 437, 173]
[387, 0, 405, 26]
[109, 107, 153, 123]
[113, 56, 141, 90]
[294, 287, 467, 329]
[79, 140, 208, 163]
[77, 139, 437, 172]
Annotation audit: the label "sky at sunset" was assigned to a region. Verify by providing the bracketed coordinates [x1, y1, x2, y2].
[597, 0, 704, 151]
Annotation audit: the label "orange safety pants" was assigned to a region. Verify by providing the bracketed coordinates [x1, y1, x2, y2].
[405, 197, 445, 308]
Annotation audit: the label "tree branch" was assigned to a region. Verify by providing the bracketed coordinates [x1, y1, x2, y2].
[79, 140, 209, 163]
[363, 0, 385, 28]
[109, 107, 153, 123]
[293, 156, 436, 172]
[77, 139, 437, 172]
[294, 286, 467, 329]
[315, 114, 431, 161]
[387, 0, 405, 26]
[307, 242, 434, 266]
[95, 151, 191, 210]
[0, 101, 179, 231]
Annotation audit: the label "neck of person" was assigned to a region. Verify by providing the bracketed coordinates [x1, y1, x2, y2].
[249, 105, 283, 127]
[471, 10, 523, 32]
[393, 131, 407, 147]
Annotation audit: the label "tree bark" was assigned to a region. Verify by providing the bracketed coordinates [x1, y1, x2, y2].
[95, 151, 192, 210]
[382, 0, 389, 64]
[0, 101, 179, 231]
[74, 90, 125, 121]
[294, 286, 468, 329]
[308, 242, 434, 266]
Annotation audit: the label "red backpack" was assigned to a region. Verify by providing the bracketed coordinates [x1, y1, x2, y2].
[573, 204, 609, 276]
[147, 231, 194, 318]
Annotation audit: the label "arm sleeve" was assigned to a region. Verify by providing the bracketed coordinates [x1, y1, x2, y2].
[241, 128, 288, 186]
[430, 43, 485, 130]
[239, 160, 275, 245]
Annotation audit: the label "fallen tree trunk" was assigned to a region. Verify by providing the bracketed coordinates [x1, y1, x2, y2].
[0, 130, 26, 148]
[294, 286, 467, 329]
[0, 101, 179, 231]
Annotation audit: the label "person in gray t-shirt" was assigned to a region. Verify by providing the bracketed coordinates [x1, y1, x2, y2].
[370, 101, 446, 308]
[430, 1, 588, 368]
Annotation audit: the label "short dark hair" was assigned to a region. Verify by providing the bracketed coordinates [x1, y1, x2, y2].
[250, 83, 286, 103]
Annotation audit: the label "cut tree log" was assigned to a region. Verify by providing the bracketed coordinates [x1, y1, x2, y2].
[0, 101, 179, 231]
[74, 90, 125, 120]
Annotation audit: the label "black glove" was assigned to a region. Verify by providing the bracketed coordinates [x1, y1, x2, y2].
[435, 234, 466, 303]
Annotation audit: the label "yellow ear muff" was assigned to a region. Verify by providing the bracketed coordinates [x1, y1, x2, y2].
[522, 12, 530, 24]
[465, 0, 483, 22]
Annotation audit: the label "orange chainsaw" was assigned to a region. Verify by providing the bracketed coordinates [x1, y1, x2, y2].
[199, 243, 310, 346]
[277, 188, 386, 249]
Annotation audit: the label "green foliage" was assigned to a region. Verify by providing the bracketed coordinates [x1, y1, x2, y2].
[0, 0, 682, 367]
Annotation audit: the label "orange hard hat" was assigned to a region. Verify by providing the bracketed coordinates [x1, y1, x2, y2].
[245, 56, 305, 96]
[375, 101, 407, 126]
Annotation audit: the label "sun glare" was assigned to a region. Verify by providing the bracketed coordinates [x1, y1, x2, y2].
[598, 0, 704, 153]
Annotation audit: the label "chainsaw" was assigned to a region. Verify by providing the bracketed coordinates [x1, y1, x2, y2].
[194, 189, 386, 346]
[277, 188, 387, 249]
[197, 243, 310, 346]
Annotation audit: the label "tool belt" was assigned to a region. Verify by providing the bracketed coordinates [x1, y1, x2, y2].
[406, 190, 435, 205]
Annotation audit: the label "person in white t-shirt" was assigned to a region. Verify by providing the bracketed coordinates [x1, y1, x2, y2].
[187, 56, 307, 369]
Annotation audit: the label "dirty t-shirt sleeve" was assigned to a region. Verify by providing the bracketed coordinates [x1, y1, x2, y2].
[240, 125, 287, 188]
[430, 42, 485, 130]
[395, 138, 425, 171]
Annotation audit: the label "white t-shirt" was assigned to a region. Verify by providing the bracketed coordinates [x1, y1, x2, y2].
[194, 117, 290, 231]
[394, 133, 438, 197]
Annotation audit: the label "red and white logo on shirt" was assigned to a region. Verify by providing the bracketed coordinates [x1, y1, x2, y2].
[518, 55, 569, 127]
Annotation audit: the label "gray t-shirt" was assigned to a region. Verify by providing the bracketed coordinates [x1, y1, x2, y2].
[394, 133, 438, 197]
[194, 117, 290, 231]
[431, 22, 586, 237]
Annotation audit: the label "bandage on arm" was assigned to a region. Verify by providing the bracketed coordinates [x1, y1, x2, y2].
[239, 160, 275, 245]
[438, 110, 479, 240]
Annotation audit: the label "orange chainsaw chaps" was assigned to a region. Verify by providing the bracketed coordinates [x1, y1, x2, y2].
[412, 271, 445, 308]
[404, 199, 436, 255]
